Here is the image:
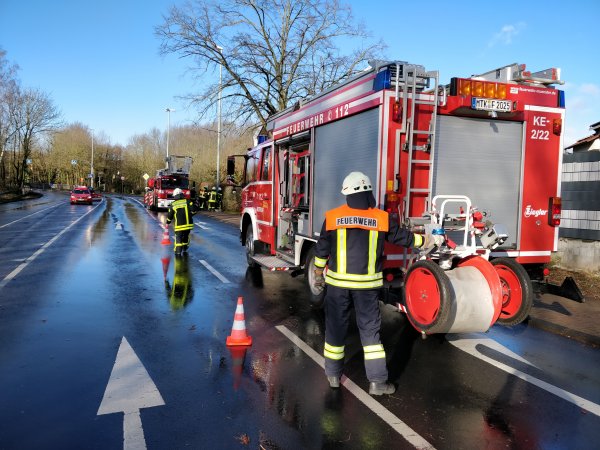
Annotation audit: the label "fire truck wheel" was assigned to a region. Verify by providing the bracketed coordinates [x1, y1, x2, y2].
[404, 260, 452, 334]
[491, 258, 533, 326]
[305, 247, 325, 308]
[245, 226, 262, 268]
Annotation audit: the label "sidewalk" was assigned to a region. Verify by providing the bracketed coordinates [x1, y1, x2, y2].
[200, 210, 600, 348]
[529, 293, 600, 347]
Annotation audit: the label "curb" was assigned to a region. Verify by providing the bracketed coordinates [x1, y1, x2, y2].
[528, 317, 600, 348]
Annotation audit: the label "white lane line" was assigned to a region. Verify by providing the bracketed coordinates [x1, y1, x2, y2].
[0, 202, 63, 229]
[0, 203, 101, 290]
[276, 325, 436, 450]
[199, 259, 230, 284]
[195, 222, 210, 230]
[448, 335, 600, 417]
[98, 337, 165, 450]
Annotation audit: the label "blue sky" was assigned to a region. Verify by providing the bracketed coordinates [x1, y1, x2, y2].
[1, 0, 598, 148]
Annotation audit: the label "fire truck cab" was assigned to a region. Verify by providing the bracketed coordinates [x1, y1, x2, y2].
[231, 60, 565, 333]
[144, 156, 193, 211]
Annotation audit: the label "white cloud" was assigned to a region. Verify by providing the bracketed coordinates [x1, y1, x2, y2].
[488, 22, 526, 47]
[563, 82, 600, 147]
[580, 83, 600, 96]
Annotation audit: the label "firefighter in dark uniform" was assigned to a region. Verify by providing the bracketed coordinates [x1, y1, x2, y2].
[166, 188, 197, 255]
[314, 171, 443, 396]
[207, 186, 218, 211]
[216, 187, 223, 211]
[202, 186, 209, 210]
[196, 186, 207, 211]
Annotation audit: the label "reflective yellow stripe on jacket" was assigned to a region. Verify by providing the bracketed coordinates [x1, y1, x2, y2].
[171, 199, 194, 231]
[323, 205, 388, 289]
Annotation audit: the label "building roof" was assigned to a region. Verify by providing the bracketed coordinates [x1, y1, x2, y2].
[565, 133, 599, 150]
[565, 121, 600, 150]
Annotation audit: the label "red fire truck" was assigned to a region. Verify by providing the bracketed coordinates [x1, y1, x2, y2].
[228, 61, 566, 334]
[144, 155, 193, 211]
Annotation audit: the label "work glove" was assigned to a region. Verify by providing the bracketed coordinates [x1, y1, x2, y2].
[422, 232, 445, 249]
[314, 268, 325, 288]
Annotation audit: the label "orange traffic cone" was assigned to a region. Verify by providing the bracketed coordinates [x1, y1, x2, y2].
[161, 226, 171, 245]
[228, 346, 248, 391]
[226, 297, 252, 346]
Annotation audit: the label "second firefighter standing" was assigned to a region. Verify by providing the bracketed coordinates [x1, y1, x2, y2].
[207, 186, 223, 211]
[166, 188, 198, 255]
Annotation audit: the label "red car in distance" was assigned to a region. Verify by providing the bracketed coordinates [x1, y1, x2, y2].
[70, 186, 93, 205]
[89, 187, 102, 201]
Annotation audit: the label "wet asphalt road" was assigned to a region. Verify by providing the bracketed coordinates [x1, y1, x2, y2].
[0, 191, 599, 450]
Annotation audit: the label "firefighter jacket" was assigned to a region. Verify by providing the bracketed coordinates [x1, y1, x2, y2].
[166, 198, 196, 231]
[314, 204, 418, 289]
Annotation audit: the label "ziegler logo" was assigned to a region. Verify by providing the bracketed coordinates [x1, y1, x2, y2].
[524, 205, 547, 218]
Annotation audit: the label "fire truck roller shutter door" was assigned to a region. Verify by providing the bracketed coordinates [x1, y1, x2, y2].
[313, 107, 380, 236]
[432, 116, 523, 248]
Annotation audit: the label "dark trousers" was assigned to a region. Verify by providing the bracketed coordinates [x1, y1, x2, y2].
[174, 229, 191, 254]
[324, 285, 387, 382]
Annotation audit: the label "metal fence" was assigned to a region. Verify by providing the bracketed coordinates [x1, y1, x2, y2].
[560, 151, 600, 240]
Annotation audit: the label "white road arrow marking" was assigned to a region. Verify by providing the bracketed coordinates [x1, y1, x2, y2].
[446, 333, 537, 367]
[447, 334, 600, 417]
[98, 337, 165, 450]
[195, 222, 209, 230]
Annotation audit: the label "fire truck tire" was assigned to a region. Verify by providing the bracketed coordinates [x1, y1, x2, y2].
[305, 247, 325, 308]
[491, 257, 533, 326]
[404, 260, 452, 334]
[245, 227, 261, 268]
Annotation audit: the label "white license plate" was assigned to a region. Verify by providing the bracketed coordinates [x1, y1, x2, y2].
[471, 98, 513, 112]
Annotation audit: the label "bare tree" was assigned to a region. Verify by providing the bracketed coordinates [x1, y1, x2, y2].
[12, 88, 61, 189]
[156, 0, 384, 131]
[0, 49, 21, 186]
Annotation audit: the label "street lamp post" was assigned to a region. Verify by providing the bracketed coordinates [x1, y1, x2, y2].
[216, 46, 223, 188]
[166, 108, 174, 159]
[90, 129, 95, 189]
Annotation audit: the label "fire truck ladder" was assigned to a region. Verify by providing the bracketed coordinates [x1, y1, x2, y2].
[399, 65, 440, 219]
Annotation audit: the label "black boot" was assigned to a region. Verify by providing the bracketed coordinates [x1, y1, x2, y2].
[368, 382, 395, 396]
[327, 376, 340, 388]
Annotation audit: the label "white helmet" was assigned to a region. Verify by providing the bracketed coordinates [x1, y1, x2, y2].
[172, 188, 183, 197]
[341, 171, 372, 195]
